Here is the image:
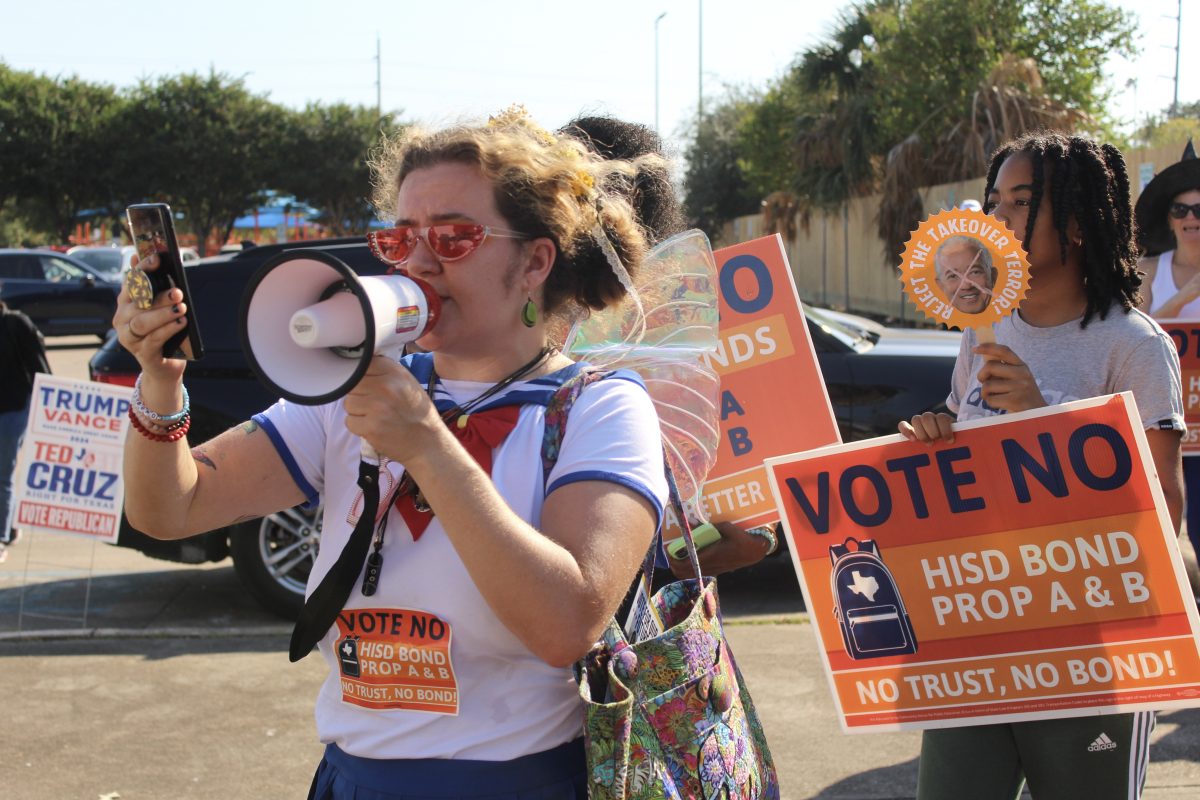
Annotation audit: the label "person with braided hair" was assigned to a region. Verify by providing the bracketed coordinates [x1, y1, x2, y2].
[115, 108, 683, 797]
[900, 131, 1184, 800]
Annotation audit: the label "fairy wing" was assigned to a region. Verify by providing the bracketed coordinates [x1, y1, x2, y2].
[562, 229, 721, 505]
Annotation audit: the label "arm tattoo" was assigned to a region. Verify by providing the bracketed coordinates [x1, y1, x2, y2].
[192, 449, 216, 470]
[241, 420, 259, 435]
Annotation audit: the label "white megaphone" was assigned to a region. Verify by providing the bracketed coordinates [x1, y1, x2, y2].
[240, 250, 440, 409]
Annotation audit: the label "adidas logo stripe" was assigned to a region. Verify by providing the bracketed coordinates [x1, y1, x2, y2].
[1087, 732, 1118, 752]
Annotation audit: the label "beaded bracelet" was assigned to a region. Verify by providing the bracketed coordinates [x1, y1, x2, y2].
[745, 525, 780, 556]
[128, 406, 191, 442]
[135, 411, 190, 435]
[132, 373, 190, 424]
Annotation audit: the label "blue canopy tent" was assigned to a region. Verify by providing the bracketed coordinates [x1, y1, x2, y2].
[231, 200, 322, 243]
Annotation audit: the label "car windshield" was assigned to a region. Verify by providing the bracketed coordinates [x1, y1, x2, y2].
[71, 249, 123, 274]
[803, 305, 879, 352]
[43, 256, 91, 282]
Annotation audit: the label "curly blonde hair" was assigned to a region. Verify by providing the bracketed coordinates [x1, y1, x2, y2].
[369, 109, 667, 314]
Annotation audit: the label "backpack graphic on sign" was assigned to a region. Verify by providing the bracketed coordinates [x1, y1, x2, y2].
[829, 538, 918, 660]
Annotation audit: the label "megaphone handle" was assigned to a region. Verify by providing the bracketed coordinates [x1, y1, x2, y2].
[356, 347, 405, 463]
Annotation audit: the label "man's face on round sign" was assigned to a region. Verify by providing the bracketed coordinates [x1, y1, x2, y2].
[935, 240, 997, 315]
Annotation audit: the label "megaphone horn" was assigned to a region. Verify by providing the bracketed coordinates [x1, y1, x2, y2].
[240, 250, 440, 406]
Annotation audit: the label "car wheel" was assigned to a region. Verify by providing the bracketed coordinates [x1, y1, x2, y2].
[229, 504, 321, 620]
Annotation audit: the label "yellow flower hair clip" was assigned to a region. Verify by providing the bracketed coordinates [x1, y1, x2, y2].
[487, 104, 555, 145]
[569, 169, 595, 199]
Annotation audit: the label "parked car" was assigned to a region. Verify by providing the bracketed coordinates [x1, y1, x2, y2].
[66, 245, 137, 282]
[68, 244, 200, 279]
[0, 248, 121, 338]
[88, 237, 959, 618]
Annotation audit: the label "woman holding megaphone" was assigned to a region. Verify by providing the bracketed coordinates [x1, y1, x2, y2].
[114, 108, 677, 797]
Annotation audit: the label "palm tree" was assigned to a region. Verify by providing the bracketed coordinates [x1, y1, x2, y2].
[876, 56, 1086, 263]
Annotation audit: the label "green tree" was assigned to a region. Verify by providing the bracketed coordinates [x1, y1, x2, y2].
[681, 92, 761, 239]
[681, 0, 1137, 252]
[0, 65, 128, 243]
[276, 103, 404, 237]
[119, 72, 285, 255]
[1132, 101, 1200, 149]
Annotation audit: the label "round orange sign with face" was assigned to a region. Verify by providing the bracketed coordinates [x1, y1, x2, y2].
[899, 208, 1031, 333]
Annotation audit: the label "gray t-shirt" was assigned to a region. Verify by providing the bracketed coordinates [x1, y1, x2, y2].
[948, 306, 1185, 432]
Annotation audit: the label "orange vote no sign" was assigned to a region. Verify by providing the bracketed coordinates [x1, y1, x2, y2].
[662, 234, 841, 537]
[765, 393, 1200, 732]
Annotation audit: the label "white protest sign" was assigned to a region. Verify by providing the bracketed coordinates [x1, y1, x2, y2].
[13, 374, 133, 543]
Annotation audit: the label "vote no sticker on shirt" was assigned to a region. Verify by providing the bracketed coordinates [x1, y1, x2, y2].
[335, 608, 459, 715]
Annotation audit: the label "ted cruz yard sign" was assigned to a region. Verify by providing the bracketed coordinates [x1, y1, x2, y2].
[13, 375, 132, 543]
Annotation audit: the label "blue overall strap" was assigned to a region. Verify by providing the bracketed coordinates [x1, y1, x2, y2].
[540, 368, 611, 486]
[540, 367, 667, 582]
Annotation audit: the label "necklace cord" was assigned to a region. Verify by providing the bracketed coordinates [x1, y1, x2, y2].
[364, 345, 558, 585]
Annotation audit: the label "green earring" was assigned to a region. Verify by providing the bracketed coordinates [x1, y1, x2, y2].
[521, 297, 538, 328]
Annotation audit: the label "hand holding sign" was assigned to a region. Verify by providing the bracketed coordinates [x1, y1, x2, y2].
[899, 208, 1030, 344]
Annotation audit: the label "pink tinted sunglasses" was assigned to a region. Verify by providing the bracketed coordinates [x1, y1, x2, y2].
[367, 224, 529, 266]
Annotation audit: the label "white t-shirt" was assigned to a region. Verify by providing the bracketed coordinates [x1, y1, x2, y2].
[254, 357, 667, 760]
[949, 306, 1185, 434]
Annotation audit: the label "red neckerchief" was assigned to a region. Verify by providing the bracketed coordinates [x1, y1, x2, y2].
[393, 405, 522, 540]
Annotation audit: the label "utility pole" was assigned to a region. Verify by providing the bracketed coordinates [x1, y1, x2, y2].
[1171, 0, 1181, 117]
[698, 0, 704, 122]
[376, 33, 382, 118]
[655, 12, 667, 133]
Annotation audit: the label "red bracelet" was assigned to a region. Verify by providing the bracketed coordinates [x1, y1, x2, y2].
[134, 410, 190, 434]
[128, 406, 191, 442]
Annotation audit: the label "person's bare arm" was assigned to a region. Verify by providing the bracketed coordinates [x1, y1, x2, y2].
[345, 356, 657, 667]
[1145, 427, 1184, 535]
[1136, 255, 1157, 314]
[668, 521, 777, 578]
[124, 418, 305, 539]
[1140, 254, 1200, 319]
[401, 428, 656, 667]
[116, 254, 304, 539]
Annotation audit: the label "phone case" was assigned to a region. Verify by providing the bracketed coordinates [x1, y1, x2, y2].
[665, 522, 723, 561]
[126, 203, 204, 360]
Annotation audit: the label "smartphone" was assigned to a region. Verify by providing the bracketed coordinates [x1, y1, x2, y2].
[126, 203, 204, 360]
[665, 522, 723, 561]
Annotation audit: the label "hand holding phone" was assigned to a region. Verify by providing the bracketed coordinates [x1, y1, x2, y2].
[665, 522, 723, 561]
[125, 203, 204, 360]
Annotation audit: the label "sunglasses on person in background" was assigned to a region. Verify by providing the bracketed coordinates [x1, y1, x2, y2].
[367, 224, 530, 266]
[1168, 202, 1200, 220]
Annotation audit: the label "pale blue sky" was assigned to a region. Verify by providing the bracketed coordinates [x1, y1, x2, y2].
[1, 0, 1193, 155]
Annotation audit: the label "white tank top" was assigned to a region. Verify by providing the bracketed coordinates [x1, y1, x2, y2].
[1151, 250, 1200, 318]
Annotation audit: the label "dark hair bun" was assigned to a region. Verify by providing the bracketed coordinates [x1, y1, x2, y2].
[561, 116, 685, 244]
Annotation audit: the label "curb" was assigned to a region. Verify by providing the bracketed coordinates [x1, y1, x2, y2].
[0, 614, 810, 643]
[0, 624, 292, 643]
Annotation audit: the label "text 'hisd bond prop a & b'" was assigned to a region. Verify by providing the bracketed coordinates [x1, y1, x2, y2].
[899, 208, 1030, 342]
